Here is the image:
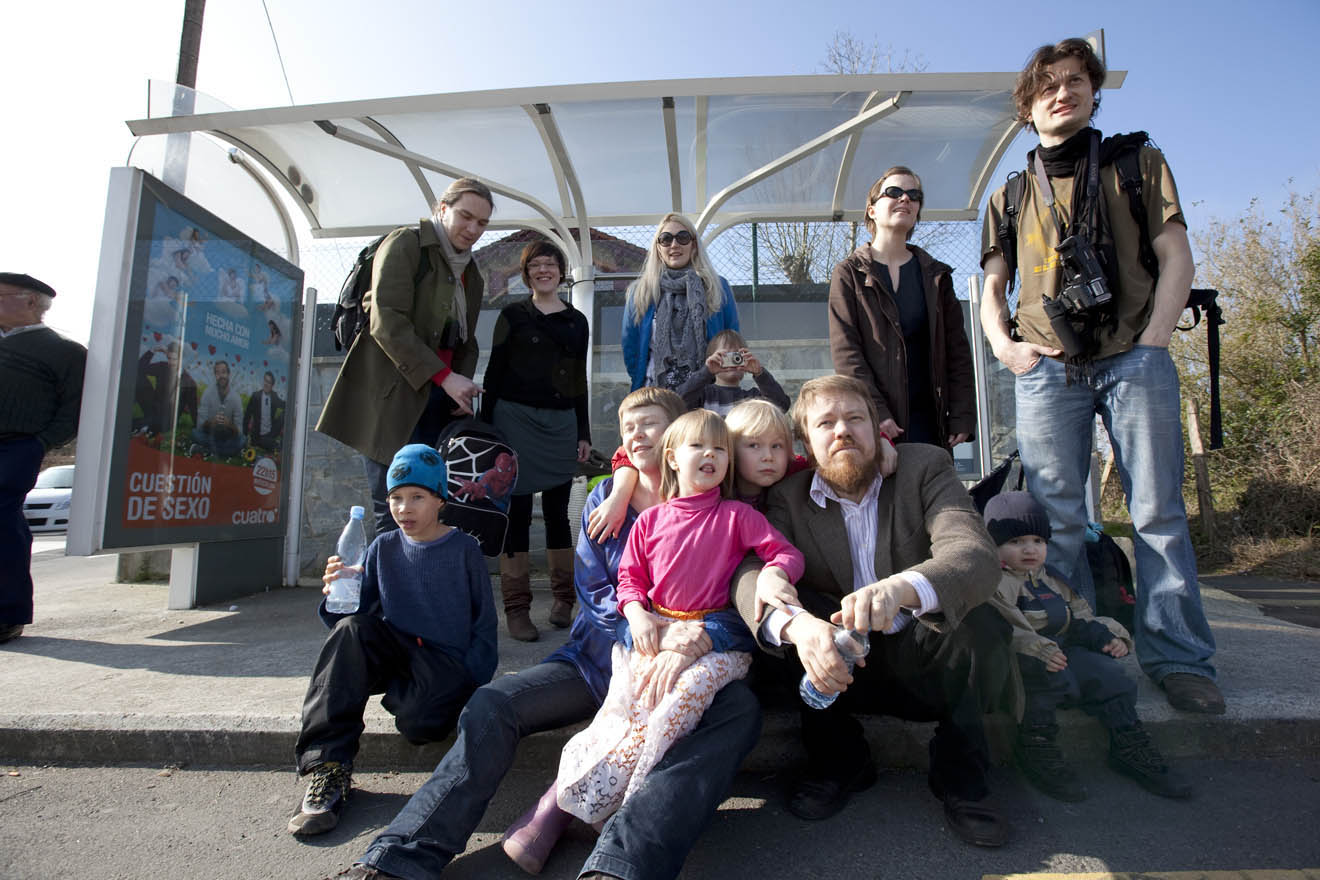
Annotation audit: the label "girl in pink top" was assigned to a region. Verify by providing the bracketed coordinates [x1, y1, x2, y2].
[555, 409, 803, 825]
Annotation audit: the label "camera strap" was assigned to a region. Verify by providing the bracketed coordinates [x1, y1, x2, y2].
[1032, 132, 1100, 242]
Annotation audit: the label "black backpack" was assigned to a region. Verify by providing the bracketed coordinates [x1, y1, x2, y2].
[1085, 529, 1136, 634]
[994, 133, 1224, 448]
[331, 226, 431, 352]
[436, 415, 518, 557]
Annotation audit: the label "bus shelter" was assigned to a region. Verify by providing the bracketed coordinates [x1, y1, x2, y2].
[115, 65, 1127, 592]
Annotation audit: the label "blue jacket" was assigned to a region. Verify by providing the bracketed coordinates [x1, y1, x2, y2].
[544, 478, 752, 703]
[621, 276, 740, 391]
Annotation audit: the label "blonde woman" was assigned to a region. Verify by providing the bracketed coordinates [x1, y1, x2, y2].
[622, 214, 740, 392]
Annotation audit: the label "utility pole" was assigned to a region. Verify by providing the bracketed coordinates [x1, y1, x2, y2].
[163, 0, 206, 191]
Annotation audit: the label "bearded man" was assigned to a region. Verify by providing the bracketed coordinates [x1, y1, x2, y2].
[734, 374, 1011, 847]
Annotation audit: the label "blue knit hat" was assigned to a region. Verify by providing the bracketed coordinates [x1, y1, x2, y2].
[983, 491, 1052, 545]
[387, 444, 448, 498]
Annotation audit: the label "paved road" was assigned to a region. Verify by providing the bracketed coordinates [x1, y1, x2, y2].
[2, 757, 1318, 879]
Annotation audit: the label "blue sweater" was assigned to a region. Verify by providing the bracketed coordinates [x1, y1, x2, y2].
[319, 528, 498, 687]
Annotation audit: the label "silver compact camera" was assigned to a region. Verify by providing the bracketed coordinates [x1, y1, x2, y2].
[718, 350, 745, 368]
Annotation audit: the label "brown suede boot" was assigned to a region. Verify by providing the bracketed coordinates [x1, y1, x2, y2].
[500, 551, 538, 642]
[546, 548, 576, 629]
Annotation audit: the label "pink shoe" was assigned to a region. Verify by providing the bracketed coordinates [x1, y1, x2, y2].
[502, 784, 573, 875]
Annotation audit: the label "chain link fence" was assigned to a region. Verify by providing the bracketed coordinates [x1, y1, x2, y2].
[296, 219, 1006, 456]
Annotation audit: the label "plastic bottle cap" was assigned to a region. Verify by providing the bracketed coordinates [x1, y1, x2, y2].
[349, 505, 366, 519]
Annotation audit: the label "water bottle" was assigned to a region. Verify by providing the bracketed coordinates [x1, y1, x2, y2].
[799, 627, 871, 710]
[326, 505, 368, 614]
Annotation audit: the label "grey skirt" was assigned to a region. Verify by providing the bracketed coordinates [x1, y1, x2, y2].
[491, 399, 579, 495]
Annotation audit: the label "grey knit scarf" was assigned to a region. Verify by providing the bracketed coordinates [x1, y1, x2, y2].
[432, 216, 472, 344]
[648, 267, 708, 390]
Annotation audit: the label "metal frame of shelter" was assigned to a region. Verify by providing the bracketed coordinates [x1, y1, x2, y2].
[123, 67, 1127, 589]
[126, 69, 1126, 335]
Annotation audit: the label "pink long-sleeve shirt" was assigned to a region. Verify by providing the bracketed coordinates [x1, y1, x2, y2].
[616, 487, 804, 613]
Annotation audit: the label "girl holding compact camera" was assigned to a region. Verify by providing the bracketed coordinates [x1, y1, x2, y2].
[827, 166, 977, 453]
[622, 214, 740, 393]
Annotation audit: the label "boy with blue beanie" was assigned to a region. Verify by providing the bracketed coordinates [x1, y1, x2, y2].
[289, 443, 498, 836]
[984, 491, 1191, 803]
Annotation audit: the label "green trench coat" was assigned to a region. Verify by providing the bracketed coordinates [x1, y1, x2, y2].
[316, 220, 484, 464]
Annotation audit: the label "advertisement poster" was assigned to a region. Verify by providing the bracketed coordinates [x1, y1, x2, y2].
[102, 174, 302, 547]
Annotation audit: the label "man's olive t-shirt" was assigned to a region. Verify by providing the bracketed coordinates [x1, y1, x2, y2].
[980, 145, 1185, 360]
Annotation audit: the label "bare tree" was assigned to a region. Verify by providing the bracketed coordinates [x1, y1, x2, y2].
[821, 30, 928, 75]
[754, 32, 927, 285]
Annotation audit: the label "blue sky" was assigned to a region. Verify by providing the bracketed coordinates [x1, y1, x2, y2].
[4, 0, 1317, 343]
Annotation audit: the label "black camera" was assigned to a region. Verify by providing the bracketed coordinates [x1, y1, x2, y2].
[1052, 234, 1113, 315]
[1041, 235, 1115, 358]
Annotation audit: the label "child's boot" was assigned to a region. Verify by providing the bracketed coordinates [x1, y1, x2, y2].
[501, 551, 538, 642]
[1108, 722, 1193, 799]
[1013, 723, 1086, 802]
[502, 783, 574, 874]
[546, 548, 576, 628]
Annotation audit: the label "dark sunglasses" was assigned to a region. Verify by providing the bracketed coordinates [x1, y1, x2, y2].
[877, 186, 924, 203]
[657, 231, 694, 247]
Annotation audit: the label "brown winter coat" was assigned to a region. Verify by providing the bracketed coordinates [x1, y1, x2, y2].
[316, 220, 484, 464]
[827, 244, 976, 448]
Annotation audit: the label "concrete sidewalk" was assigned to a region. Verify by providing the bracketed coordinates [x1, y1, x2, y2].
[2, 546, 1318, 771]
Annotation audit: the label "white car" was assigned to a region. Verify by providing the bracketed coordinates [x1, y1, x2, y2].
[24, 464, 75, 533]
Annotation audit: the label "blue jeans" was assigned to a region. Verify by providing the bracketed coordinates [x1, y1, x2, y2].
[1015, 346, 1216, 683]
[191, 426, 244, 458]
[360, 660, 762, 880]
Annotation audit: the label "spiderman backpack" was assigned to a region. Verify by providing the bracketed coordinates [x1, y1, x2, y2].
[436, 414, 518, 557]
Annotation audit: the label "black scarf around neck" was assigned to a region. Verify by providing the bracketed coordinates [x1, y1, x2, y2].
[1031, 126, 1094, 177]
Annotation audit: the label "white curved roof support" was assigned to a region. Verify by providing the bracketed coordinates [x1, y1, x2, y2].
[357, 117, 438, 210]
[522, 104, 575, 221]
[226, 148, 300, 263]
[525, 103, 594, 280]
[313, 119, 579, 250]
[661, 97, 682, 213]
[694, 91, 907, 239]
[830, 90, 884, 220]
[206, 131, 324, 232]
[967, 119, 1024, 211]
[695, 96, 708, 211]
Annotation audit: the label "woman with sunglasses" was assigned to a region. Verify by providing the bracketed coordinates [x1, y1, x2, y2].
[481, 240, 592, 642]
[827, 165, 976, 452]
[622, 214, 740, 392]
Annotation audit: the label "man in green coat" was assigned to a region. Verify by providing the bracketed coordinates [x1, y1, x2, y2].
[316, 179, 492, 533]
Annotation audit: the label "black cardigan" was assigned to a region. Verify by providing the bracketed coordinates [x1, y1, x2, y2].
[480, 298, 590, 443]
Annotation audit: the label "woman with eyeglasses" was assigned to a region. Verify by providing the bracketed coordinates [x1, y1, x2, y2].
[827, 165, 976, 452]
[622, 214, 740, 393]
[480, 240, 592, 642]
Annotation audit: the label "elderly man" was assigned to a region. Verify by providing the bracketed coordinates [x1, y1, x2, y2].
[0, 273, 86, 644]
[734, 374, 1010, 846]
[326, 387, 761, 880]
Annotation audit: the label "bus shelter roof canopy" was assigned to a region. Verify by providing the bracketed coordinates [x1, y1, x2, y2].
[126, 70, 1125, 257]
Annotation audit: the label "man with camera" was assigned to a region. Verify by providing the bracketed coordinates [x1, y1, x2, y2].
[979, 38, 1222, 714]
